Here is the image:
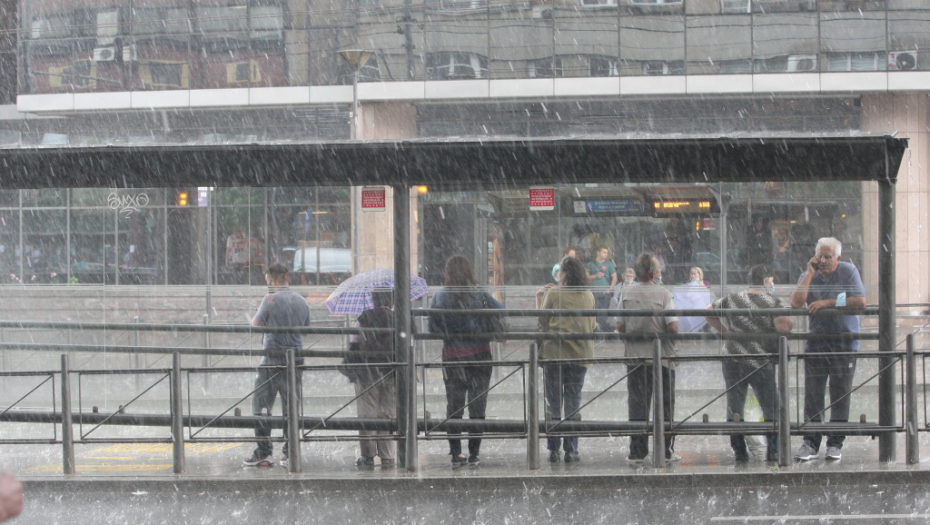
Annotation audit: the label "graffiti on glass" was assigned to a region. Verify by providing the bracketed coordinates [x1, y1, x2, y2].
[108, 192, 150, 217]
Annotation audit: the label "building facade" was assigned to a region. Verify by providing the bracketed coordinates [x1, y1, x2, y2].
[0, 0, 928, 302]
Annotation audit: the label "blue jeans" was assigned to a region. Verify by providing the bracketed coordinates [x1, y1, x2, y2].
[544, 363, 587, 453]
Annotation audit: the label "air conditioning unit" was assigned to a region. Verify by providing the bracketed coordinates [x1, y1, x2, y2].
[888, 51, 918, 71]
[786, 54, 817, 72]
[93, 47, 116, 62]
[122, 44, 137, 62]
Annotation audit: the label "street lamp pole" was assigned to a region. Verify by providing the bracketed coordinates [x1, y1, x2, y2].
[338, 49, 372, 140]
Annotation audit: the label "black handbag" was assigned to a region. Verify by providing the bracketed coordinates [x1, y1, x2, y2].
[479, 292, 506, 336]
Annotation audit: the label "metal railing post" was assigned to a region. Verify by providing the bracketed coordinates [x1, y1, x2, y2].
[778, 336, 791, 467]
[527, 343, 540, 470]
[171, 352, 185, 474]
[287, 349, 302, 473]
[202, 315, 211, 390]
[653, 338, 665, 469]
[906, 333, 919, 465]
[392, 183, 417, 471]
[61, 354, 74, 475]
[133, 316, 142, 391]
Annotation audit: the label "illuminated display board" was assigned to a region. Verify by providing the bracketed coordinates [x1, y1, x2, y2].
[650, 199, 717, 214]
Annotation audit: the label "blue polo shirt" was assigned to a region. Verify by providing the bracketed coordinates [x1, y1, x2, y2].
[797, 261, 866, 351]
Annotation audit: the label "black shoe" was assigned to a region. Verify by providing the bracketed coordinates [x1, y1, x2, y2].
[356, 456, 375, 468]
[564, 451, 580, 463]
[451, 454, 467, 467]
[549, 450, 561, 463]
[243, 452, 273, 466]
[734, 450, 751, 463]
[380, 458, 396, 469]
[467, 455, 480, 466]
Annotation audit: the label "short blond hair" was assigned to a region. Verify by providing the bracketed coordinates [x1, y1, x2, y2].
[690, 267, 704, 280]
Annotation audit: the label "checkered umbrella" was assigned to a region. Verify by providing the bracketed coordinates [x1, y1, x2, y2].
[323, 268, 429, 315]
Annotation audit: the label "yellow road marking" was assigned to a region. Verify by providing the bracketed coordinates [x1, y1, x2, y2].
[25, 443, 243, 472]
[26, 464, 173, 472]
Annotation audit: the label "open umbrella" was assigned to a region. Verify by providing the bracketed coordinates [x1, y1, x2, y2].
[323, 268, 429, 315]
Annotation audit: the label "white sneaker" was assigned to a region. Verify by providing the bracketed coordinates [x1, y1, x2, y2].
[794, 443, 819, 461]
[825, 446, 842, 460]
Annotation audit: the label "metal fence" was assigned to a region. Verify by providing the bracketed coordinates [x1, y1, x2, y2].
[0, 306, 926, 474]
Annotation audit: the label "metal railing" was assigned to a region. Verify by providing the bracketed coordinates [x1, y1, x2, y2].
[0, 305, 926, 474]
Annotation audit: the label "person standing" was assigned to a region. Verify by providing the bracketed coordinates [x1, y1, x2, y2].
[617, 253, 679, 465]
[705, 264, 792, 462]
[536, 256, 596, 463]
[586, 247, 618, 332]
[244, 263, 311, 467]
[0, 472, 22, 522]
[345, 288, 397, 468]
[428, 255, 504, 467]
[789, 237, 866, 461]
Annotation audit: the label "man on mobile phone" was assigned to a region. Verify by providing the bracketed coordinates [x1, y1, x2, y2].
[789, 237, 866, 462]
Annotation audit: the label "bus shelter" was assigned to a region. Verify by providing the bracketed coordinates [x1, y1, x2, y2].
[0, 132, 908, 469]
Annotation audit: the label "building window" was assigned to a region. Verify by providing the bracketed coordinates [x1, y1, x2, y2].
[589, 56, 618, 77]
[426, 52, 489, 80]
[528, 57, 563, 78]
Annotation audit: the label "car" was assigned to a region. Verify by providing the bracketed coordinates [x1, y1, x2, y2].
[291, 247, 352, 285]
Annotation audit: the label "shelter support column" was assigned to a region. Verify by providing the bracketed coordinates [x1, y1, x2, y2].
[393, 183, 417, 471]
[354, 102, 419, 274]
[878, 177, 896, 463]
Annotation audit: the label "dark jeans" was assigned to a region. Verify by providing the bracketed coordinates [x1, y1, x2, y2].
[594, 293, 613, 332]
[721, 360, 778, 460]
[252, 365, 302, 458]
[443, 352, 493, 457]
[803, 344, 857, 450]
[544, 363, 587, 453]
[627, 364, 675, 460]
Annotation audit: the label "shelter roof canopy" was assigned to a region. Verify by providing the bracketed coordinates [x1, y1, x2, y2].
[0, 132, 906, 190]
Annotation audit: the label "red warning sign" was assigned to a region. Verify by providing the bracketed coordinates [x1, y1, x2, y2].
[529, 187, 555, 211]
[361, 186, 386, 212]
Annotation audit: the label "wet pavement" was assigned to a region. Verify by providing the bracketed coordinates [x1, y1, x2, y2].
[8, 432, 930, 524]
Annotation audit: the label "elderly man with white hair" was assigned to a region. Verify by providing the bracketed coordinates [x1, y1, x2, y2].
[789, 237, 866, 462]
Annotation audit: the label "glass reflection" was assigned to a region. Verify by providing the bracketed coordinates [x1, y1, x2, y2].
[555, 9, 619, 78]
[752, 12, 818, 72]
[620, 14, 684, 76]
[687, 14, 751, 74]
[490, 6, 554, 79]
[820, 10, 886, 71]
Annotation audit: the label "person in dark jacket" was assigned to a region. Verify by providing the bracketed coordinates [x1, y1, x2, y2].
[428, 255, 504, 467]
[346, 287, 397, 468]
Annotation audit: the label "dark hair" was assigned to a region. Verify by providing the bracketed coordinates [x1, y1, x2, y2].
[634, 253, 659, 282]
[558, 256, 586, 287]
[444, 255, 479, 308]
[562, 246, 577, 257]
[371, 287, 394, 308]
[266, 263, 289, 281]
[444, 255, 478, 287]
[748, 264, 775, 287]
